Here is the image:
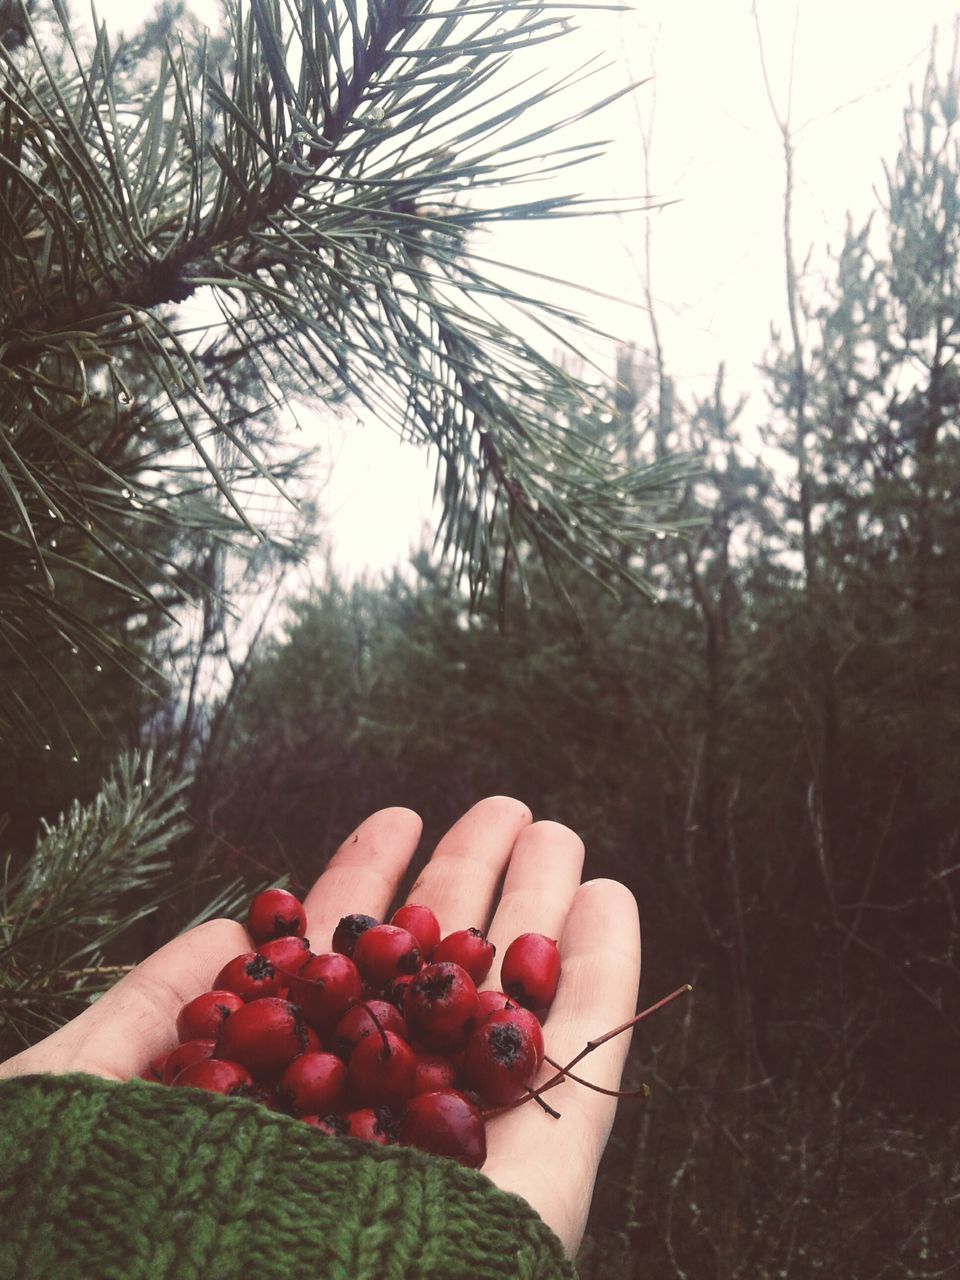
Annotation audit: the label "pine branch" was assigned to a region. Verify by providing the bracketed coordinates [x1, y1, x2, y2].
[0, 749, 248, 1053]
[0, 0, 690, 742]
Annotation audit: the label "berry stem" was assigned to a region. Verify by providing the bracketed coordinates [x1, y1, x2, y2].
[485, 983, 692, 1119]
[481, 1088, 561, 1122]
[576, 984, 693, 1057]
[542, 1054, 651, 1099]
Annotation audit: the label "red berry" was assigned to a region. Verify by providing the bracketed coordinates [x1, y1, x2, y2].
[216, 997, 318, 1078]
[345, 1107, 397, 1145]
[162, 1038, 217, 1084]
[398, 1090, 486, 1169]
[352, 925, 423, 991]
[259, 935, 313, 975]
[286, 952, 362, 1035]
[348, 1030, 417, 1110]
[389, 903, 441, 960]
[247, 888, 307, 944]
[403, 962, 480, 1053]
[214, 952, 284, 1001]
[412, 1052, 459, 1095]
[432, 928, 496, 985]
[463, 1015, 539, 1105]
[176, 990, 244, 1042]
[481, 1004, 544, 1069]
[331, 913, 378, 958]
[172, 1058, 253, 1095]
[330, 1000, 407, 1060]
[500, 933, 561, 1012]
[279, 1052, 348, 1116]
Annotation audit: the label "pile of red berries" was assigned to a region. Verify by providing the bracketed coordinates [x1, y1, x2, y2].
[143, 889, 565, 1169]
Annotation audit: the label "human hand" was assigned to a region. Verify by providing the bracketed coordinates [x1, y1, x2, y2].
[0, 797, 641, 1257]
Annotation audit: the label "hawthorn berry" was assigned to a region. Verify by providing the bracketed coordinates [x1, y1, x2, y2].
[432, 928, 495, 985]
[477, 992, 545, 1057]
[247, 888, 307, 944]
[214, 952, 284, 1002]
[499, 933, 561, 1012]
[172, 1058, 254, 1096]
[389, 903, 441, 960]
[481, 1003, 544, 1068]
[398, 1089, 486, 1169]
[352, 924, 422, 991]
[216, 997, 318, 1078]
[176, 989, 244, 1042]
[286, 952, 362, 1035]
[403, 961, 479, 1053]
[259, 935, 313, 975]
[279, 1052, 348, 1116]
[463, 1015, 539, 1105]
[348, 1029, 417, 1110]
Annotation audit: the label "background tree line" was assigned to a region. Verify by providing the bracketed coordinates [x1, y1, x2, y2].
[2, 2, 957, 1277]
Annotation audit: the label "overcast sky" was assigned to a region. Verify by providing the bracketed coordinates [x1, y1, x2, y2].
[91, 0, 960, 577]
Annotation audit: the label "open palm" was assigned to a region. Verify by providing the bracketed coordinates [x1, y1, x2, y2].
[0, 798, 641, 1257]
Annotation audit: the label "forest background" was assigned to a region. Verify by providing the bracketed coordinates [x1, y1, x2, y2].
[1, 1, 957, 1277]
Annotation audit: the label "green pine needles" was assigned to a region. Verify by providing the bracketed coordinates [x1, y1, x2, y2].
[0, 749, 247, 1054]
[1, 0, 691, 746]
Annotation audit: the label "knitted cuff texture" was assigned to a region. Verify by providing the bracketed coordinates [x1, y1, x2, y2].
[0, 1073, 576, 1280]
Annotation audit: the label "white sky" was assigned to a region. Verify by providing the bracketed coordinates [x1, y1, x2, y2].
[90, 0, 960, 579]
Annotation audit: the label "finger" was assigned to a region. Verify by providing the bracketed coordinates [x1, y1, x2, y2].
[482, 878, 641, 1257]
[484, 820, 585, 989]
[402, 796, 533, 937]
[301, 806, 423, 949]
[0, 917, 249, 1083]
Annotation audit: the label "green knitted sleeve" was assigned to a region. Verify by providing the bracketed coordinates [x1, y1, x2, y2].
[0, 1073, 576, 1280]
